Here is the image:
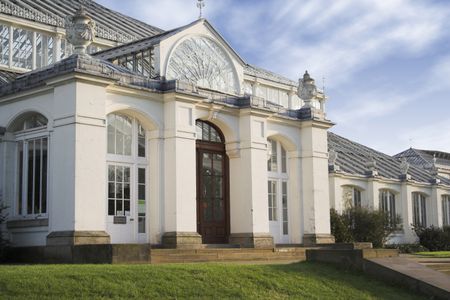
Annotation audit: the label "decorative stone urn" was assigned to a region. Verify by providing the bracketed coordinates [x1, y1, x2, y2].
[65, 6, 96, 54]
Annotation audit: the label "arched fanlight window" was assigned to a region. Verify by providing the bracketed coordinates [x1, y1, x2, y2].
[9, 112, 48, 132]
[107, 113, 145, 157]
[196, 120, 224, 143]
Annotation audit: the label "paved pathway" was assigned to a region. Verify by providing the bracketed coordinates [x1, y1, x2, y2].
[369, 256, 450, 297]
[401, 254, 450, 276]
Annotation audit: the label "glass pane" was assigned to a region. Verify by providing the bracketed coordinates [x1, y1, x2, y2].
[0, 25, 9, 66]
[108, 200, 115, 215]
[124, 184, 130, 199]
[17, 141, 23, 215]
[138, 123, 146, 157]
[138, 185, 145, 200]
[27, 140, 34, 214]
[202, 153, 212, 176]
[116, 183, 123, 199]
[34, 139, 41, 214]
[214, 176, 223, 198]
[41, 138, 48, 214]
[12, 27, 33, 69]
[214, 198, 224, 221]
[138, 216, 146, 233]
[124, 167, 130, 183]
[212, 154, 223, 175]
[116, 166, 123, 183]
[124, 200, 130, 214]
[138, 168, 145, 184]
[108, 165, 115, 181]
[108, 183, 115, 198]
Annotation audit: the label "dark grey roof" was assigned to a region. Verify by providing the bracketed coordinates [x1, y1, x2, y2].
[395, 148, 450, 169]
[328, 132, 450, 186]
[0, 54, 164, 98]
[0, 0, 164, 43]
[244, 64, 297, 86]
[0, 70, 19, 85]
[94, 20, 200, 61]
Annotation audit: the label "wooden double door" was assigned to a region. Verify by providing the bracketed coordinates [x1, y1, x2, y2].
[196, 141, 229, 244]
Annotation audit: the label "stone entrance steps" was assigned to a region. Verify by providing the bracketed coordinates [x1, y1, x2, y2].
[150, 247, 307, 264]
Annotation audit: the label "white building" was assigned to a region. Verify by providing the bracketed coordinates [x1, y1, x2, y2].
[0, 1, 333, 249]
[0, 1, 448, 253]
[328, 134, 450, 243]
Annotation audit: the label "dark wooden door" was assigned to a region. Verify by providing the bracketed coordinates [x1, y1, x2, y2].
[196, 143, 229, 244]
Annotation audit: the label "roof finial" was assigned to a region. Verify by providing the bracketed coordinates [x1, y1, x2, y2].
[197, 0, 205, 19]
[65, 4, 96, 55]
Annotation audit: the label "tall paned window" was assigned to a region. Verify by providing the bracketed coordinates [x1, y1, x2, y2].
[342, 186, 363, 208]
[11, 113, 49, 217]
[380, 190, 396, 225]
[442, 195, 450, 226]
[106, 114, 147, 232]
[412, 193, 427, 228]
[267, 138, 289, 238]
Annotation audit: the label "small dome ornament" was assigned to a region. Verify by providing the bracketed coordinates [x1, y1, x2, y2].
[65, 6, 96, 55]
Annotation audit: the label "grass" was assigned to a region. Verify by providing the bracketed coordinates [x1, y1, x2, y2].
[414, 251, 450, 258]
[0, 262, 425, 299]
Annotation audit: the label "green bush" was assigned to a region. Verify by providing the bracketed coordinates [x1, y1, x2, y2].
[330, 208, 402, 248]
[384, 243, 428, 254]
[415, 226, 450, 251]
[0, 193, 8, 262]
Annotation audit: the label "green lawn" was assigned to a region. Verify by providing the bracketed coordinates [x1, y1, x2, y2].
[414, 251, 450, 258]
[0, 262, 425, 299]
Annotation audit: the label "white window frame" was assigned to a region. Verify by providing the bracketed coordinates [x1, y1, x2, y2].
[379, 190, 396, 225]
[412, 192, 427, 228]
[106, 113, 148, 236]
[267, 138, 289, 236]
[442, 195, 450, 227]
[13, 119, 49, 219]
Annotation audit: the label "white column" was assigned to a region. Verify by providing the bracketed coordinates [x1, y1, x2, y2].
[288, 152, 302, 243]
[299, 120, 335, 245]
[367, 179, 380, 210]
[229, 112, 273, 248]
[400, 183, 416, 243]
[47, 81, 110, 246]
[161, 96, 201, 247]
[54, 34, 62, 62]
[430, 185, 439, 227]
[148, 129, 164, 244]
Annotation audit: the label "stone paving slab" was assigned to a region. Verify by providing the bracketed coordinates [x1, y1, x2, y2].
[369, 257, 450, 294]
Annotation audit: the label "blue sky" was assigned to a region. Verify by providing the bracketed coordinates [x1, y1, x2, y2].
[97, 0, 450, 155]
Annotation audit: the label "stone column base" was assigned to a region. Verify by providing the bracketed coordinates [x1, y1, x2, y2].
[302, 234, 335, 246]
[229, 233, 274, 248]
[161, 232, 203, 249]
[46, 231, 110, 246]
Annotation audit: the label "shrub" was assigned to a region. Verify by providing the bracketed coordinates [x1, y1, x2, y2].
[415, 226, 450, 251]
[330, 207, 402, 248]
[385, 243, 428, 254]
[0, 193, 8, 262]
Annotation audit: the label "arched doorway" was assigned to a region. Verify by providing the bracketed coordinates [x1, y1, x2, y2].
[196, 120, 229, 244]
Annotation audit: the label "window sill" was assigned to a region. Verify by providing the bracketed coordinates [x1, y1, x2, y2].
[7, 218, 49, 229]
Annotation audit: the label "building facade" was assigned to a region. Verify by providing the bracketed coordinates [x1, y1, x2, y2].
[0, 1, 333, 249]
[0, 1, 448, 251]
